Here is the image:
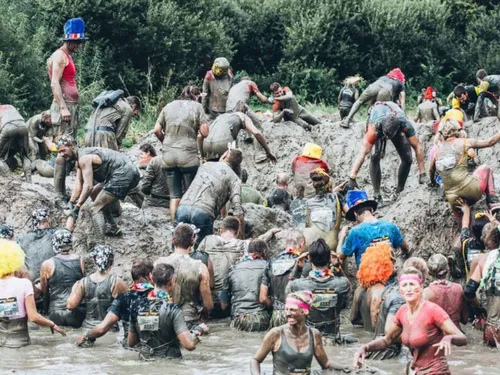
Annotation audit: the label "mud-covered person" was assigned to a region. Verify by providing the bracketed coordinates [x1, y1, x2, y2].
[220, 239, 271, 332]
[140, 154, 169, 209]
[292, 143, 330, 199]
[84, 94, 141, 150]
[154, 85, 209, 222]
[127, 263, 208, 359]
[251, 291, 349, 374]
[269, 82, 321, 130]
[338, 76, 362, 120]
[40, 229, 85, 328]
[26, 110, 53, 162]
[346, 101, 429, 205]
[67, 244, 128, 330]
[452, 84, 481, 120]
[287, 239, 350, 342]
[260, 230, 308, 327]
[266, 173, 293, 212]
[226, 76, 272, 123]
[424, 254, 468, 330]
[290, 183, 307, 228]
[155, 224, 213, 329]
[57, 135, 140, 236]
[76, 258, 154, 347]
[202, 57, 234, 119]
[342, 68, 406, 128]
[415, 87, 440, 123]
[137, 143, 156, 169]
[474, 74, 500, 121]
[240, 168, 264, 205]
[201, 103, 276, 163]
[175, 148, 244, 245]
[0, 105, 32, 182]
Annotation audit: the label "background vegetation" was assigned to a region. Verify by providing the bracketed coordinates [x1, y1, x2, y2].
[1, 0, 500, 142]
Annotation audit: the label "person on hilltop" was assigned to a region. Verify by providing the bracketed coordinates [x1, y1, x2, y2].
[226, 76, 272, 124]
[415, 87, 440, 123]
[47, 18, 85, 204]
[154, 85, 209, 222]
[202, 57, 234, 119]
[269, 82, 321, 130]
[338, 76, 362, 120]
[346, 101, 428, 205]
[341, 68, 406, 128]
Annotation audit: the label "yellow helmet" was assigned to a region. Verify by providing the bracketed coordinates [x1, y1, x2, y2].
[211, 57, 230, 77]
[302, 143, 322, 159]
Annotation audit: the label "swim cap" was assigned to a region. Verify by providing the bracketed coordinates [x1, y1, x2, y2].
[91, 244, 114, 272]
[0, 224, 14, 240]
[56, 134, 76, 149]
[52, 229, 73, 253]
[427, 254, 448, 278]
[31, 207, 50, 229]
[301, 143, 322, 159]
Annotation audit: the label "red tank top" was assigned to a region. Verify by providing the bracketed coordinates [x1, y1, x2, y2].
[48, 49, 79, 103]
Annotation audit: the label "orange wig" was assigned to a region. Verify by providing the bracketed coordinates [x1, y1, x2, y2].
[357, 242, 394, 288]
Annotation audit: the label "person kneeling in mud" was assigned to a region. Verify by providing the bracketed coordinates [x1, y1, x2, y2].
[251, 291, 350, 374]
[56, 136, 141, 236]
[128, 263, 208, 359]
[351, 243, 405, 360]
[287, 239, 350, 343]
[347, 101, 429, 205]
[429, 119, 500, 221]
[269, 82, 321, 130]
[220, 239, 271, 332]
[303, 168, 347, 251]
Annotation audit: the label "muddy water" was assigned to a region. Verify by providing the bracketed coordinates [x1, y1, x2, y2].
[1, 316, 498, 375]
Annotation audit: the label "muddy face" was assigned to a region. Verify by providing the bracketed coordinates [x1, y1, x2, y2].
[399, 279, 423, 304]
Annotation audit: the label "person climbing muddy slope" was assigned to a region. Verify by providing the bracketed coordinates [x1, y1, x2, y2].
[292, 143, 330, 199]
[202, 57, 234, 119]
[338, 76, 362, 120]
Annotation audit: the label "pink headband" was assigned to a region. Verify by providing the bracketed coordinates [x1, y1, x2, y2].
[398, 274, 423, 284]
[286, 298, 310, 311]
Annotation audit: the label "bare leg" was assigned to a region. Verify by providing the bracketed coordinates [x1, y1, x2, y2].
[474, 164, 500, 209]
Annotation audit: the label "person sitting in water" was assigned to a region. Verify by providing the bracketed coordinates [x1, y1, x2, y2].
[250, 290, 350, 374]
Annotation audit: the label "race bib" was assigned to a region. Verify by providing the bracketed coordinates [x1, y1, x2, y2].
[0, 297, 19, 318]
[288, 366, 310, 375]
[312, 289, 337, 310]
[138, 312, 159, 332]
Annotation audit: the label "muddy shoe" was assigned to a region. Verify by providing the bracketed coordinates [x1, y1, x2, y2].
[105, 225, 123, 237]
[254, 152, 268, 163]
[54, 195, 69, 209]
[340, 118, 351, 128]
[374, 195, 385, 208]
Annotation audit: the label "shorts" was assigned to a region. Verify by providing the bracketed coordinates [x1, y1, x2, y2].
[165, 166, 198, 199]
[175, 205, 214, 245]
[231, 312, 270, 332]
[49, 308, 85, 328]
[103, 167, 141, 200]
[50, 102, 79, 137]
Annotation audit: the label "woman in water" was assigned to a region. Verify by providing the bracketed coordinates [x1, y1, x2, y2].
[353, 267, 467, 374]
[250, 290, 349, 374]
[0, 239, 66, 348]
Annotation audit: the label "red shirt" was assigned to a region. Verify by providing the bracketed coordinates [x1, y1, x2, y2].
[394, 301, 451, 375]
[48, 49, 79, 103]
[428, 280, 465, 330]
[291, 156, 329, 176]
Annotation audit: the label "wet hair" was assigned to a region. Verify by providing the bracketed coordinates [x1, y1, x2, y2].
[224, 149, 243, 171]
[241, 168, 248, 183]
[152, 263, 175, 288]
[173, 224, 195, 249]
[357, 242, 394, 288]
[276, 173, 289, 186]
[403, 257, 428, 282]
[270, 82, 281, 92]
[248, 239, 268, 256]
[472, 214, 491, 240]
[139, 143, 157, 157]
[131, 258, 154, 282]
[476, 69, 488, 80]
[454, 85, 467, 98]
[126, 96, 142, 110]
[220, 216, 240, 235]
[179, 85, 201, 101]
[399, 266, 423, 281]
[284, 230, 305, 249]
[0, 239, 25, 277]
[308, 239, 331, 267]
[91, 244, 115, 272]
[427, 254, 448, 279]
[483, 224, 500, 250]
[295, 183, 305, 199]
[287, 291, 313, 309]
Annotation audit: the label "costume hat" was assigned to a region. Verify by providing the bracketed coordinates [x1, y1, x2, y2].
[345, 190, 378, 222]
[63, 18, 86, 41]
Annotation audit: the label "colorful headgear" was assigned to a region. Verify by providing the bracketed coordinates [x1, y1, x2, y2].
[176, 222, 200, 235]
[423, 86, 434, 100]
[345, 190, 378, 221]
[52, 229, 73, 254]
[30, 207, 50, 229]
[63, 18, 86, 41]
[91, 244, 114, 271]
[0, 224, 14, 240]
[212, 57, 230, 77]
[56, 134, 76, 149]
[0, 239, 25, 278]
[301, 143, 322, 160]
[386, 68, 406, 84]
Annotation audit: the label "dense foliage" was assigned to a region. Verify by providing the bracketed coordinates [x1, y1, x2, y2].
[2, 0, 500, 116]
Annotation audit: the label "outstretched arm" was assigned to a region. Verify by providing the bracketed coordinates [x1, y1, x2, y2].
[243, 115, 276, 162]
[467, 133, 500, 149]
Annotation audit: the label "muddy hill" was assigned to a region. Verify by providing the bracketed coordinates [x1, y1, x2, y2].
[2, 115, 500, 280]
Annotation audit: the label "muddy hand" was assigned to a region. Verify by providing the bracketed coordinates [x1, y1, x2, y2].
[352, 346, 367, 371]
[266, 152, 277, 164]
[333, 181, 347, 194]
[51, 324, 67, 337]
[433, 338, 451, 356]
[345, 177, 358, 191]
[61, 107, 71, 123]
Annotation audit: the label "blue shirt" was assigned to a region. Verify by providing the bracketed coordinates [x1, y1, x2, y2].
[341, 220, 404, 268]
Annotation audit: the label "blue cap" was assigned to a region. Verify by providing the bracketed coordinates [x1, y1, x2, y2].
[63, 18, 86, 41]
[345, 190, 378, 222]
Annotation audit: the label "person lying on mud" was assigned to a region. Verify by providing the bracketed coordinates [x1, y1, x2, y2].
[287, 239, 350, 343]
[220, 239, 271, 332]
[250, 290, 350, 374]
[202, 57, 234, 119]
[346, 101, 429, 206]
[128, 263, 209, 359]
[76, 257, 154, 347]
[56, 135, 140, 236]
[302, 168, 347, 251]
[291, 143, 330, 199]
[464, 224, 500, 348]
[269, 82, 321, 130]
[429, 119, 500, 221]
[201, 103, 276, 163]
[354, 266, 467, 374]
[341, 68, 406, 128]
[350, 243, 405, 360]
[424, 254, 468, 331]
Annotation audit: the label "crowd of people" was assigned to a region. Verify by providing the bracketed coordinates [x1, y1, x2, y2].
[2, 17, 500, 375]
